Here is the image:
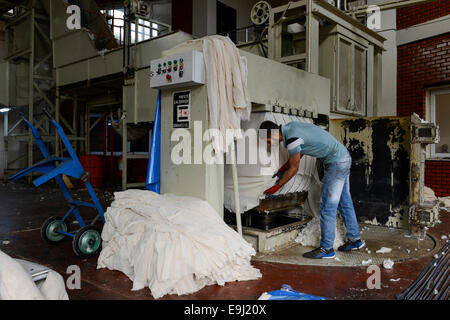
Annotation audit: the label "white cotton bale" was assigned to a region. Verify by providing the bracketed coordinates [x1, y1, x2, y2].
[97, 190, 262, 299]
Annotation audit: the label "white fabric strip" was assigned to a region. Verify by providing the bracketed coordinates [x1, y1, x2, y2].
[287, 138, 304, 151]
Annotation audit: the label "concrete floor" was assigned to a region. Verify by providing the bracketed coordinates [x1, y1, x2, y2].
[0, 181, 449, 300]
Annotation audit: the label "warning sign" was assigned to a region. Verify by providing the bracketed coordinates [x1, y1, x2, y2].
[173, 91, 191, 129]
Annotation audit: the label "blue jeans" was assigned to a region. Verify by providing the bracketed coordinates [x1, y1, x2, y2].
[320, 153, 361, 250]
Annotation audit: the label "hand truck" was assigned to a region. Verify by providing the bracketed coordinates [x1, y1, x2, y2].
[9, 109, 105, 258]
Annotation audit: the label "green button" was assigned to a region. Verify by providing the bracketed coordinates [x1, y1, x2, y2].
[174, 60, 178, 64]
[163, 62, 166, 66]
[158, 63, 161, 67]
[168, 61, 172, 65]
[180, 58, 183, 63]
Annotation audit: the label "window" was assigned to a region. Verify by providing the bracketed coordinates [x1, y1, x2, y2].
[100, 9, 162, 45]
[431, 88, 450, 158]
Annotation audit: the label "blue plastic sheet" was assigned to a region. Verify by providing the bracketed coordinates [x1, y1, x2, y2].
[146, 90, 161, 193]
[262, 284, 330, 300]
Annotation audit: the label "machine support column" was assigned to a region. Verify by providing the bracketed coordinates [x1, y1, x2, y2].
[306, 0, 319, 74]
[55, 86, 60, 156]
[121, 113, 128, 190]
[230, 140, 242, 236]
[27, 6, 35, 183]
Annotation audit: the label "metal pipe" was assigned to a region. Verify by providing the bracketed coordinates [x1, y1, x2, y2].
[28, 6, 35, 183]
[134, 73, 138, 124]
[398, 241, 450, 300]
[121, 111, 127, 190]
[230, 140, 242, 236]
[55, 87, 61, 156]
[110, 115, 114, 184]
[306, 0, 312, 72]
[103, 114, 107, 170]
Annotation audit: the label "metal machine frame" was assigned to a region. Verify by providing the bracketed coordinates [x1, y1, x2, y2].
[266, 0, 385, 118]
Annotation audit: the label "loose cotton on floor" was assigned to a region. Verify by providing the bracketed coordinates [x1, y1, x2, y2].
[97, 190, 262, 299]
[295, 216, 346, 249]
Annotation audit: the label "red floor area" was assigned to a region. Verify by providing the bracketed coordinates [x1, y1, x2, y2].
[0, 183, 448, 300]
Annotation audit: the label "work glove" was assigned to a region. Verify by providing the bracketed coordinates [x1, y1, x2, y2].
[264, 184, 281, 198]
[272, 163, 289, 181]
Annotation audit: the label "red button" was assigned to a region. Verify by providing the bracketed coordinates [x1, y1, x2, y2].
[166, 74, 172, 81]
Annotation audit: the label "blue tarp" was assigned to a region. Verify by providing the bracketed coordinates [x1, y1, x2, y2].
[261, 284, 330, 300]
[146, 90, 161, 193]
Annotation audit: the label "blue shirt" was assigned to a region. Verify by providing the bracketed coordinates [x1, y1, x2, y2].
[280, 122, 348, 165]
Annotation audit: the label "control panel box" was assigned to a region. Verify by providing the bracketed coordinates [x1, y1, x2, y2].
[150, 51, 205, 89]
[411, 122, 440, 144]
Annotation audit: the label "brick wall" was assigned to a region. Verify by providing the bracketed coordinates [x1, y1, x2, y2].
[397, 2, 450, 197]
[425, 161, 450, 197]
[397, 33, 450, 118]
[397, 0, 450, 30]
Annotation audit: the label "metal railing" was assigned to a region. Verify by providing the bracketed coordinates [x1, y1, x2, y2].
[219, 24, 268, 45]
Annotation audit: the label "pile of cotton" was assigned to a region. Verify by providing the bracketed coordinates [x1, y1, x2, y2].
[295, 216, 346, 249]
[0, 250, 68, 300]
[97, 190, 261, 299]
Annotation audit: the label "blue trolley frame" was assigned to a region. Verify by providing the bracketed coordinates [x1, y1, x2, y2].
[8, 110, 105, 239]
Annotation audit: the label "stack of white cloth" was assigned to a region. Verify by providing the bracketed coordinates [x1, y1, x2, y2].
[97, 190, 261, 299]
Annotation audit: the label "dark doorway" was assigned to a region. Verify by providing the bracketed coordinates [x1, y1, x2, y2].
[217, 1, 237, 43]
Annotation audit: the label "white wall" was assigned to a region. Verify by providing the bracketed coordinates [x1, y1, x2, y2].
[375, 8, 397, 116]
[364, 1, 397, 116]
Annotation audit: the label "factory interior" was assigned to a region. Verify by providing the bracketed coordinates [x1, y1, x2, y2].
[0, 0, 449, 305]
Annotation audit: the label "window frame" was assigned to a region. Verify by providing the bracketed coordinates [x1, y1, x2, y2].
[430, 87, 450, 158]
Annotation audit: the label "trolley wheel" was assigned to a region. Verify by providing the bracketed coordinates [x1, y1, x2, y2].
[41, 216, 70, 245]
[72, 225, 102, 259]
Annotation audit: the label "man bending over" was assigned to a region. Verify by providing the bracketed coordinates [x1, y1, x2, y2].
[260, 120, 364, 259]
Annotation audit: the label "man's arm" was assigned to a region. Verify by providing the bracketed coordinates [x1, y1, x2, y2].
[277, 153, 301, 187]
[263, 153, 302, 197]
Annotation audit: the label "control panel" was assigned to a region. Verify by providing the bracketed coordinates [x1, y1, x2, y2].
[150, 51, 205, 89]
[411, 122, 440, 144]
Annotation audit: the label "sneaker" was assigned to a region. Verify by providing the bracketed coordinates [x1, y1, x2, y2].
[338, 239, 365, 252]
[303, 247, 335, 259]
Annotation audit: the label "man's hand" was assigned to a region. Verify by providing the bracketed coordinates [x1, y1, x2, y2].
[272, 163, 289, 181]
[264, 184, 281, 197]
